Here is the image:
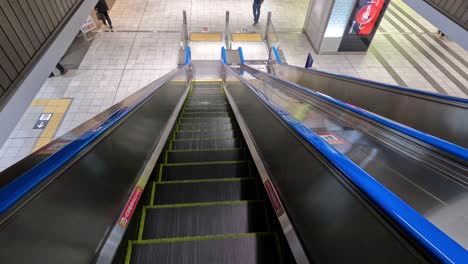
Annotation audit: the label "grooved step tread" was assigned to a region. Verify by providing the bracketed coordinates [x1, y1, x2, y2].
[191, 83, 222, 89]
[167, 149, 246, 163]
[183, 112, 231, 118]
[161, 162, 250, 181]
[142, 202, 267, 239]
[180, 117, 232, 124]
[130, 235, 280, 264]
[184, 105, 231, 113]
[153, 180, 258, 204]
[175, 130, 238, 140]
[184, 108, 230, 113]
[179, 122, 235, 131]
[171, 138, 241, 150]
[186, 103, 228, 108]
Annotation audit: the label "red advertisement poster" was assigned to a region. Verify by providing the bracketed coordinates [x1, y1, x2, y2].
[349, 0, 386, 35]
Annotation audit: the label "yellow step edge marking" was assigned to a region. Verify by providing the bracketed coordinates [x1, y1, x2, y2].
[231, 33, 263, 42]
[191, 79, 223, 83]
[190, 33, 222, 42]
[31, 98, 72, 152]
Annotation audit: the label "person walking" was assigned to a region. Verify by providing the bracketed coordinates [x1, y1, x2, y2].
[95, 0, 113, 30]
[253, 0, 263, 26]
[49, 62, 68, 78]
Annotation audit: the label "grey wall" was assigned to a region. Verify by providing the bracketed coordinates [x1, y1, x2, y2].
[403, 0, 468, 50]
[423, 0, 467, 30]
[0, 0, 98, 148]
[0, 0, 81, 104]
[304, 0, 335, 53]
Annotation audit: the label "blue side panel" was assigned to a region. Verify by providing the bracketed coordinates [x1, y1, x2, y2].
[272, 47, 282, 64]
[185, 47, 191, 65]
[251, 67, 468, 160]
[0, 66, 188, 213]
[221, 47, 227, 64]
[238, 47, 245, 65]
[233, 71, 468, 264]
[284, 64, 468, 104]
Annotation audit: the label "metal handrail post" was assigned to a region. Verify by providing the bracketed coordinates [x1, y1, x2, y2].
[225, 11, 230, 50]
[182, 10, 188, 49]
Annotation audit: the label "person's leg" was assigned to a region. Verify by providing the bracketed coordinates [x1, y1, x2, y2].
[253, 4, 260, 24]
[256, 5, 261, 23]
[56, 63, 65, 75]
[100, 12, 107, 26]
[253, 4, 257, 23]
[104, 11, 113, 29]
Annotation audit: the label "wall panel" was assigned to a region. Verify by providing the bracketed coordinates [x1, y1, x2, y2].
[0, 0, 82, 103]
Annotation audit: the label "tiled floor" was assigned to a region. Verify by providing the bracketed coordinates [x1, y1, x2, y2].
[0, 0, 467, 172]
[279, 1, 468, 98]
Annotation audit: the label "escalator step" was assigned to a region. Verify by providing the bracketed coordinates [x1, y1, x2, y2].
[129, 234, 280, 264]
[178, 122, 235, 131]
[186, 102, 228, 108]
[183, 112, 230, 118]
[142, 202, 267, 239]
[191, 83, 221, 89]
[180, 117, 232, 124]
[184, 108, 229, 113]
[166, 149, 246, 163]
[175, 130, 238, 140]
[190, 94, 224, 98]
[161, 162, 250, 181]
[189, 96, 226, 101]
[172, 138, 241, 150]
[153, 180, 258, 204]
[190, 87, 222, 92]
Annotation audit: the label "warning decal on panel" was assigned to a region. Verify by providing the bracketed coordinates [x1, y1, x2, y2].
[119, 187, 143, 228]
[316, 131, 348, 145]
[264, 179, 284, 217]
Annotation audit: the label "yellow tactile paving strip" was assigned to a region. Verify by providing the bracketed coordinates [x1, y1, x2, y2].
[190, 33, 222, 41]
[231, 33, 263, 42]
[31, 98, 72, 152]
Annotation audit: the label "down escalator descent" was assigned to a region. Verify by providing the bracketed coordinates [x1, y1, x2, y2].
[125, 81, 294, 263]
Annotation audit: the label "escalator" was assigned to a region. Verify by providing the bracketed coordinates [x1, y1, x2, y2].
[269, 62, 468, 149]
[126, 81, 290, 263]
[0, 60, 466, 264]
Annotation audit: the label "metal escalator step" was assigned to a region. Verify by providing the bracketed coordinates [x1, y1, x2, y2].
[175, 130, 238, 140]
[184, 108, 229, 113]
[153, 180, 258, 204]
[178, 122, 235, 131]
[180, 117, 232, 124]
[188, 100, 228, 105]
[161, 162, 250, 181]
[191, 82, 222, 89]
[129, 234, 280, 264]
[172, 138, 241, 150]
[190, 87, 222, 92]
[166, 149, 246, 163]
[190, 94, 224, 99]
[183, 112, 230, 118]
[184, 105, 229, 111]
[190, 94, 224, 98]
[142, 202, 267, 239]
[186, 102, 228, 107]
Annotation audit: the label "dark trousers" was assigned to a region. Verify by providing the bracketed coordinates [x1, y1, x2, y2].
[253, 4, 261, 23]
[49, 63, 65, 77]
[100, 11, 112, 28]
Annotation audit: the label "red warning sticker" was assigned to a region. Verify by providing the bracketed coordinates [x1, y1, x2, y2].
[264, 179, 284, 217]
[316, 131, 348, 145]
[37, 139, 71, 155]
[119, 187, 143, 228]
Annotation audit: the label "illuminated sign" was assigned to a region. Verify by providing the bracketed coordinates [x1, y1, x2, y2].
[349, 0, 386, 35]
